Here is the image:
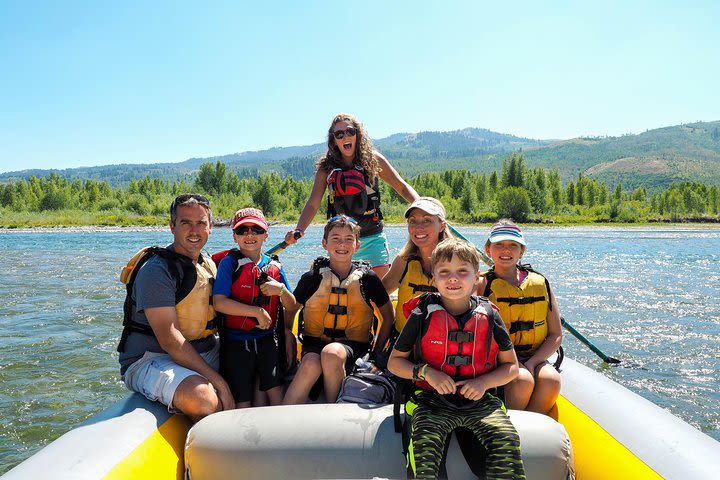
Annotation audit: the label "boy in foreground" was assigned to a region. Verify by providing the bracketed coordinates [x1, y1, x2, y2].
[388, 238, 526, 479]
[283, 215, 395, 404]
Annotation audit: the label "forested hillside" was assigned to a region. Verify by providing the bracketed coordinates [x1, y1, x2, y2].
[2, 156, 718, 228]
[2, 121, 719, 191]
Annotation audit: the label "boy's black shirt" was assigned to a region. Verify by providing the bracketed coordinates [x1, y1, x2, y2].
[394, 294, 513, 354]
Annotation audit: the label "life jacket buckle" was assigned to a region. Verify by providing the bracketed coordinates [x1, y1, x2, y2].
[448, 331, 474, 343]
[446, 355, 472, 367]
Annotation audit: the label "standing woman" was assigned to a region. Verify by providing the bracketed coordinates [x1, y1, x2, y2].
[382, 197, 451, 335]
[285, 113, 418, 277]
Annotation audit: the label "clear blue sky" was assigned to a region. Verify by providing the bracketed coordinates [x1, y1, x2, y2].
[1, 0, 718, 173]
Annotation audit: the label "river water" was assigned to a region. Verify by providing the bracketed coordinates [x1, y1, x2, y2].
[1, 225, 719, 473]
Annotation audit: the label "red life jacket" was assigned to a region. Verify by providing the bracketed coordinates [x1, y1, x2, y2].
[404, 294, 499, 391]
[212, 249, 283, 331]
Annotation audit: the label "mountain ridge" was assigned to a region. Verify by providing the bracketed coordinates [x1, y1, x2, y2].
[2, 121, 719, 190]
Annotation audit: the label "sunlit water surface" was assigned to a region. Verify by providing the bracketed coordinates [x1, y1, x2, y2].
[1, 225, 718, 473]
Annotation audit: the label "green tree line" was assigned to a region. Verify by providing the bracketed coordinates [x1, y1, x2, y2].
[1, 155, 719, 227]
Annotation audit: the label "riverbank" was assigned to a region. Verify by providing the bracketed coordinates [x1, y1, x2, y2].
[3, 221, 720, 233]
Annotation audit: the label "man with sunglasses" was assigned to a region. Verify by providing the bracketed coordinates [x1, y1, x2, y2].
[119, 194, 234, 421]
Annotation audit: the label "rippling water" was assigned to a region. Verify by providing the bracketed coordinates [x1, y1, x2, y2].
[1, 225, 719, 473]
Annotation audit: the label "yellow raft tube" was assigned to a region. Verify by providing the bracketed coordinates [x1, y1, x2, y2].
[3, 355, 719, 479]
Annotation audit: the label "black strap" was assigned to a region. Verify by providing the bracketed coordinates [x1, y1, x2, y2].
[508, 320, 535, 334]
[409, 282, 437, 294]
[495, 295, 546, 306]
[253, 295, 272, 306]
[328, 304, 348, 315]
[323, 327, 346, 340]
[482, 270, 496, 298]
[118, 247, 199, 352]
[331, 286, 347, 295]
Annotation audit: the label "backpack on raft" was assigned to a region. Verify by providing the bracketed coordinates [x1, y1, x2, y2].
[337, 369, 397, 405]
[117, 246, 199, 352]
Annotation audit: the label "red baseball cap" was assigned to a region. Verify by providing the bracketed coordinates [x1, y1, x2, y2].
[231, 207, 268, 230]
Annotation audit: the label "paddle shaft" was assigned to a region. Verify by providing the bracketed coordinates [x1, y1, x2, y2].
[561, 317, 620, 363]
[447, 223, 494, 267]
[446, 222, 621, 364]
[265, 231, 302, 256]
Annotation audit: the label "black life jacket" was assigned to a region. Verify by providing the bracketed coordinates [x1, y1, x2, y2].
[326, 166, 383, 237]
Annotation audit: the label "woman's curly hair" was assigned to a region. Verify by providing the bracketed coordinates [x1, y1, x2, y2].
[316, 113, 380, 184]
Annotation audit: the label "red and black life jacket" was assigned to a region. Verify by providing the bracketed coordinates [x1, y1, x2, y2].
[403, 294, 499, 391]
[212, 249, 283, 331]
[326, 166, 383, 237]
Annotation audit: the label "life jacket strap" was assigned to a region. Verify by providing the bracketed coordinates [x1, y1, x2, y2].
[496, 296, 546, 306]
[323, 328, 346, 340]
[331, 286, 347, 295]
[409, 282, 437, 294]
[328, 304, 348, 315]
[253, 295, 271, 306]
[509, 320, 535, 334]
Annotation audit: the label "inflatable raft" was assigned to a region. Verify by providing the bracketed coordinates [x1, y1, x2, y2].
[4, 357, 719, 479]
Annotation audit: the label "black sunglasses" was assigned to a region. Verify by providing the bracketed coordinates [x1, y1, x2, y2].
[234, 225, 266, 236]
[332, 127, 357, 140]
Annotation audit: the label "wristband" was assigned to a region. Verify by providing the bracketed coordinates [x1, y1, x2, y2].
[412, 363, 427, 381]
[279, 285, 285, 296]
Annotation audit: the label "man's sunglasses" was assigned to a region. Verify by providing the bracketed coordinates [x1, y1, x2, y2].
[171, 194, 210, 211]
[234, 226, 266, 236]
[332, 127, 357, 140]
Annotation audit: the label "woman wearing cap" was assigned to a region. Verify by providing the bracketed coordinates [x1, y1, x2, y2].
[284, 113, 418, 277]
[382, 197, 452, 337]
[478, 219, 562, 414]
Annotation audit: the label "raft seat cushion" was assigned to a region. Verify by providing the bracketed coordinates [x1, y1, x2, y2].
[185, 404, 573, 480]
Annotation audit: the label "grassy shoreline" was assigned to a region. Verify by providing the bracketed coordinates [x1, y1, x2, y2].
[3, 217, 720, 232]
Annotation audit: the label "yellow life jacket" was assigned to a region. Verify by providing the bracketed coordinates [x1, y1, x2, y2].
[482, 266, 549, 356]
[395, 256, 436, 333]
[118, 247, 217, 352]
[175, 255, 217, 340]
[301, 258, 375, 344]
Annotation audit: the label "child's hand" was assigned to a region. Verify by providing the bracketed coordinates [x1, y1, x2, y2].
[456, 377, 488, 401]
[255, 308, 272, 329]
[260, 278, 284, 296]
[425, 368, 456, 395]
